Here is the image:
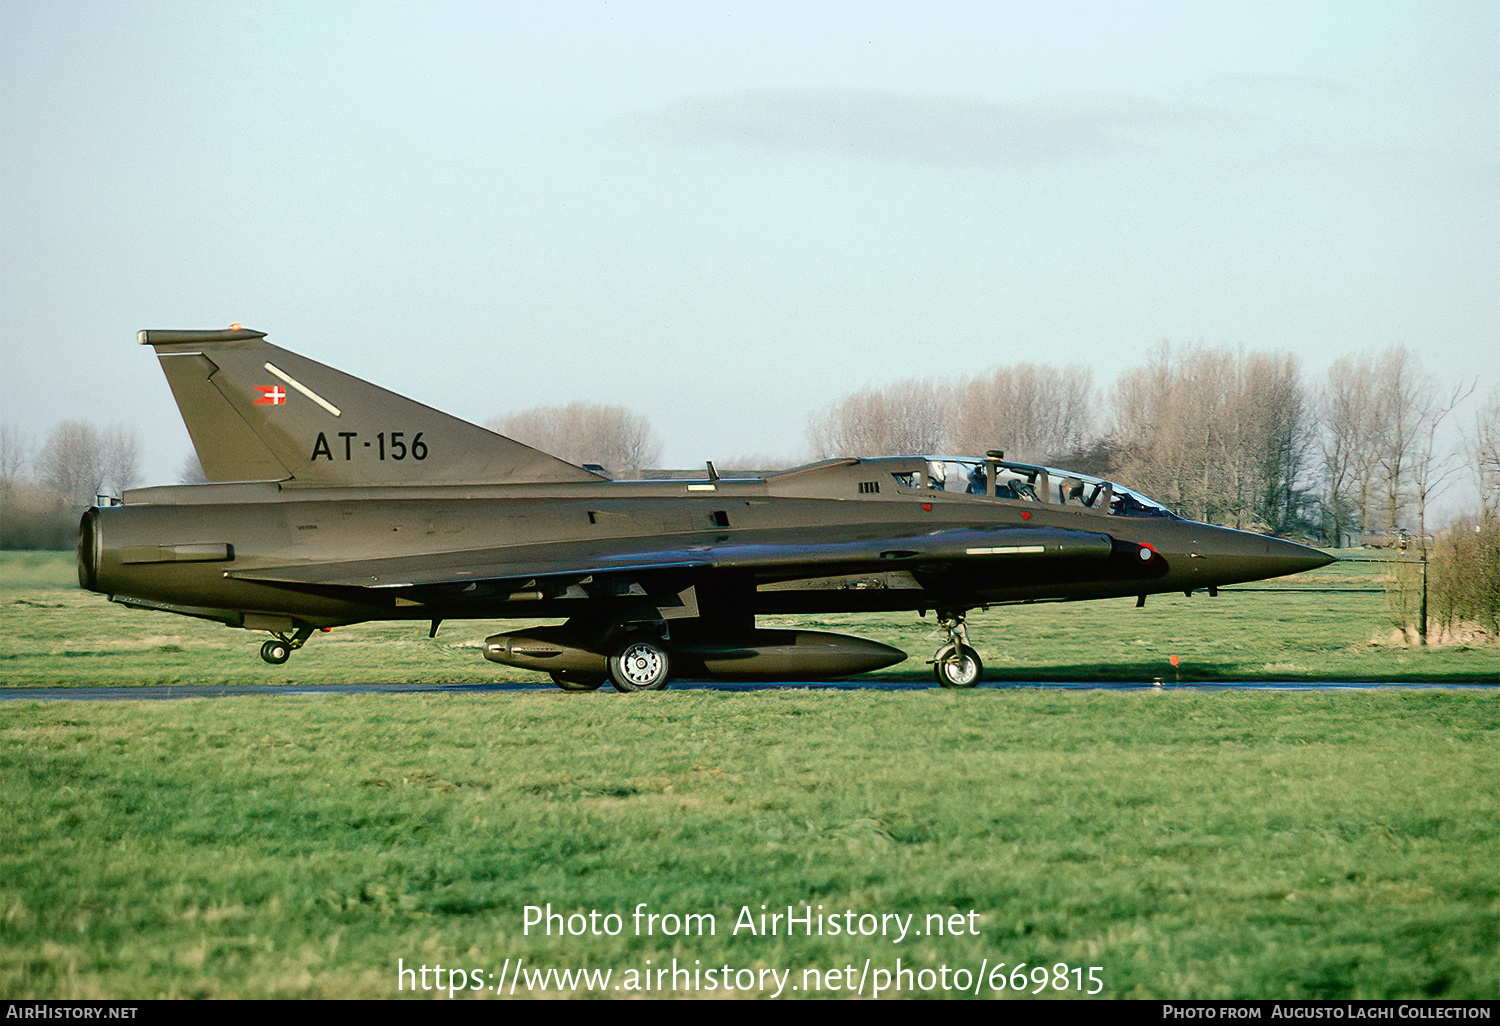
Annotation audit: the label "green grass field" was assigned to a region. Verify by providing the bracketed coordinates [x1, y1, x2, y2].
[1, 552, 1497, 999]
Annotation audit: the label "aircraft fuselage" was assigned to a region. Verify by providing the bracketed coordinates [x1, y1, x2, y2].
[78, 327, 1335, 689]
[82, 463, 1329, 632]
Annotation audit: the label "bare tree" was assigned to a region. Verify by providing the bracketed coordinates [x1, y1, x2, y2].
[1110, 342, 1312, 531]
[101, 423, 142, 496]
[1111, 342, 1240, 524]
[31, 420, 143, 506]
[806, 362, 1099, 466]
[489, 403, 663, 474]
[1408, 381, 1476, 540]
[4, 420, 141, 547]
[1371, 346, 1418, 532]
[0, 424, 36, 549]
[946, 363, 1095, 463]
[1243, 352, 1315, 534]
[0, 423, 33, 485]
[806, 377, 948, 458]
[1318, 355, 1379, 546]
[1406, 378, 1477, 643]
[1467, 388, 1500, 516]
[36, 421, 106, 507]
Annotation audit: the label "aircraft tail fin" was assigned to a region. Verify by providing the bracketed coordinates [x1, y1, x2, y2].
[139, 327, 603, 486]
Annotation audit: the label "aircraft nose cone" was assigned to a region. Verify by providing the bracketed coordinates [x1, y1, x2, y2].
[1263, 535, 1337, 576]
[1189, 526, 1334, 585]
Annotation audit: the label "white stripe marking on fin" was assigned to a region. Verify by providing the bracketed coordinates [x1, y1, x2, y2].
[264, 362, 342, 417]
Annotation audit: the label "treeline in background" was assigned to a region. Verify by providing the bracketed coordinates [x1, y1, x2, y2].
[808, 343, 1495, 544]
[4, 341, 1497, 637]
[0, 421, 141, 550]
[801, 341, 1499, 639]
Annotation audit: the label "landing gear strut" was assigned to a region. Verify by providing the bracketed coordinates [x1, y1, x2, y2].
[260, 626, 313, 665]
[931, 611, 982, 688]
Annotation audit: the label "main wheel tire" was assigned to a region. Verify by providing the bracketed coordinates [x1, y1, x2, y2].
[260, 639, 291, 665]
[550, 671, 605, 692]
[933, 643, 982, 687]
[608, 639, 671, 692]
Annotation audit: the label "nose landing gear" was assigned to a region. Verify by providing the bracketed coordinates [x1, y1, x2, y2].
[931, 611, 982, 688]
[259, 626, 314, 665]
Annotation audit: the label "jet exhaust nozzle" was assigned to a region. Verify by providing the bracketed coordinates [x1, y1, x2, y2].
[78, 508, 101, 591]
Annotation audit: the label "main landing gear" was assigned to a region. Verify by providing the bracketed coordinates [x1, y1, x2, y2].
[607, 637, 672, 693]
[259, 626, 314, 665]
[543, 635, 674, 692]
[931, 610, 983, 688]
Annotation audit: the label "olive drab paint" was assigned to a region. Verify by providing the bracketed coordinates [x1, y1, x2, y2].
[81, 328, 1335, 691]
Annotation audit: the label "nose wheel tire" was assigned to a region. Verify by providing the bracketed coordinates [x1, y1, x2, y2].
[933, 643, 982, 687]
[608, 639, 671, 692]
[550, 671, 606, 692]
[258, 626, 313, 665]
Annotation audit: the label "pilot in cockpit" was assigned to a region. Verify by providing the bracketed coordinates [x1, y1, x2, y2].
[1003, 478, 1039, 502]
[966, 464, 986, 495]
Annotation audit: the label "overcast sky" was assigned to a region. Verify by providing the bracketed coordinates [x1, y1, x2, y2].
[2, 1, 1496, 486]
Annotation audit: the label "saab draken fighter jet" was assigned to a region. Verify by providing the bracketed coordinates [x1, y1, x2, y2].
[78, 327, 1333, 691]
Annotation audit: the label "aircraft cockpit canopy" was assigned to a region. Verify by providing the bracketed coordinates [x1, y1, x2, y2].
[913, 456, 1174, 518]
